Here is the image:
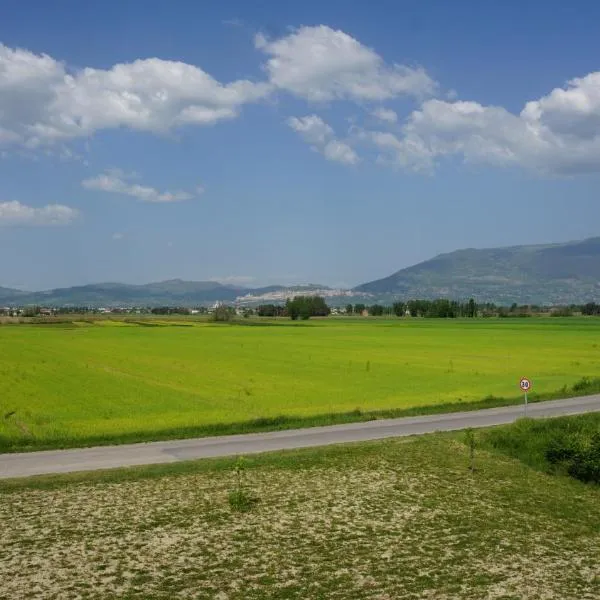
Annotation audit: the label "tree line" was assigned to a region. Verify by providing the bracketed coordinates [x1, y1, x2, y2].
[257, 298, 600, 320]
[346, 299, 478, 318]
[7, 298, 600, 320]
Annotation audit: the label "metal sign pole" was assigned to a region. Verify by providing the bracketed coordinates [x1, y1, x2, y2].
[519, 377, 532, 418]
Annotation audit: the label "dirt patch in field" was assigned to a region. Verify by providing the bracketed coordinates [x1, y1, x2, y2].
[1, 438, 599, 599]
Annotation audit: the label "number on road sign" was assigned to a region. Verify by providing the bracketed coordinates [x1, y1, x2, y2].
[519, 377, 532, 392]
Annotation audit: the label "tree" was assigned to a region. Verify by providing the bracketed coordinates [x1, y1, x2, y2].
[345, 304, 353, 315]
[257, 304, 277, 317]
[392, 302, 406, 317]
[212, 304, 234, 322]
[354, 303, 366, 315]
[22, 306, 40, 317]
[582, 302, 600, 316]
[467, 298, 477, 318]
[286, 296, 330, 320]
[369, 304, 385, 316]
[407, 299, 431, 317]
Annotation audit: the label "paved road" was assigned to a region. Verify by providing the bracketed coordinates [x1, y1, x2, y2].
[2, 394, 600, 479]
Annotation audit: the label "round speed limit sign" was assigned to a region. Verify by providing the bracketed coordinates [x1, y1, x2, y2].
[519, 377, 532, 392]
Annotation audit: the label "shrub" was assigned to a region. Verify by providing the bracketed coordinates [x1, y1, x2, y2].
[545, 437, 579, 465]
[228, 457, 259, 512]
[566, 433, 600, 484]
[484, 415, 600, 486]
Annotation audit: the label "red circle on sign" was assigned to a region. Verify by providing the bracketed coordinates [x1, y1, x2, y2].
[519, 377, 532, 391]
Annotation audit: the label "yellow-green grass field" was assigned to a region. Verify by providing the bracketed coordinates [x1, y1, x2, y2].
[1, 317, 600, 451]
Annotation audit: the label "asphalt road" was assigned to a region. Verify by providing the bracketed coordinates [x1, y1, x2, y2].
[2, 394, 600, 479]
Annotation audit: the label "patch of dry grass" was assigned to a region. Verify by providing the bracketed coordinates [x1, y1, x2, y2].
[1, 436, 599, 599]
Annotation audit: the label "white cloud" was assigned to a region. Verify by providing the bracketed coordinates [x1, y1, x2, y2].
[372, 107, 397, 123]
[322, 140, 359, 164]
[82, 170, 200, 203]
[111, 232, 125, 240]
[287, 115, 359, 165]
[521, 72, 600, 139]
[366, 71, 600, 175]
[256, 25, 436, 102]
[287, 114, 333, 145]
[4, 35, 600, 177]
[0, 200, 78, 226]
[0, 43, 270, 148]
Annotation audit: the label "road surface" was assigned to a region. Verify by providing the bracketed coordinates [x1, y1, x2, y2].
[2, 394, 600, 479]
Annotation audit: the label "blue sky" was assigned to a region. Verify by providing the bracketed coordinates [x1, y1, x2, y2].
[1, 0, 600, 290]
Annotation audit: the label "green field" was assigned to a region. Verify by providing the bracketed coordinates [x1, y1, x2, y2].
[1, 317, 600, 451]
[1, 418, 599, 599]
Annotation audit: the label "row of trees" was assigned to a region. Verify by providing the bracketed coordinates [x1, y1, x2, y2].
[151, 306, 196, 315]
[286, 296, 330, 320]
[346, 299, 478, 318]
[10, 299, 600, 320]
[255, 296, 331, 320]
[582, 302, 600, 316]
[256, 304, 287, 317]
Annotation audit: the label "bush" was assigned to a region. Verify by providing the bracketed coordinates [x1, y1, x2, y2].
[484, 414, 600, 485]
[566, 433, 600, 484]
[545, 437, 579, 465]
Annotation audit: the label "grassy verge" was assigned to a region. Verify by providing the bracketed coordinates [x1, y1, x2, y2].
[1, 422, 599, 599]
[481, 412, 600, 480]
[3, 376, 600, 453]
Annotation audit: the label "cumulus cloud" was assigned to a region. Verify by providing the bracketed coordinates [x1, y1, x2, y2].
[0, 43, 270, 148]
[4, 34, 600, 177]
[0, 27, 435, 153]
[287, 115, 359, 165]
[82, 170, 200, 203]
[372, 107, 398, 123]
[364, 71, 600, 175]
[256, 25, 436, 102]
[0, 200, 78, 226]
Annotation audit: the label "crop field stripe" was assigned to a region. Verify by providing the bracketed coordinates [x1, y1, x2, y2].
[1, 317, 600, 452]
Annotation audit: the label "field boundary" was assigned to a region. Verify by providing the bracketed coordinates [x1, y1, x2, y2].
[1, 394, 599, 481]
[2, 377, 600, 453]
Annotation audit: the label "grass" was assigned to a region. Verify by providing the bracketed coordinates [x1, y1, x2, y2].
[2, 316, 600, 452]
[481, 412, 600, 473]
[1, 418, 599, 599]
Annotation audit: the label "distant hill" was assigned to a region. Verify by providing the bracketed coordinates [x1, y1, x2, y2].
[0, 280, 244, 307]
[3, 236, 600, 307]
[0, 286, 23, 300]
[354, 237, 600, 305]
[0, 280, 333, 307]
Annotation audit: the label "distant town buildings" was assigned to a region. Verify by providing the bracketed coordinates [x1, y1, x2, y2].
[236, 288, 369, 305]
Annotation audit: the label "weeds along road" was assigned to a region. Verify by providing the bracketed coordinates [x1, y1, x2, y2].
[1, 394, 600, 479]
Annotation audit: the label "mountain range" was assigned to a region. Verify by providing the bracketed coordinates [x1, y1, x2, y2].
[356, 236, 600, 305]
[1, 237, 599, 307]
[0, 280, 341, 308]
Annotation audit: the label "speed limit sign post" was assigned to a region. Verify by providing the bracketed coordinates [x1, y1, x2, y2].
[519, 377, 532, 416]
